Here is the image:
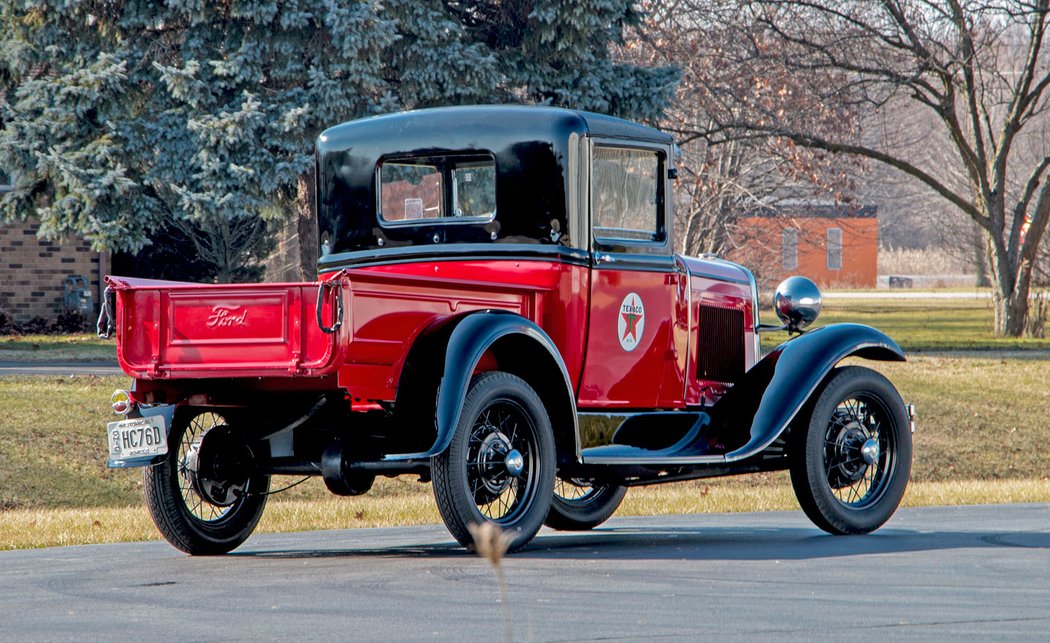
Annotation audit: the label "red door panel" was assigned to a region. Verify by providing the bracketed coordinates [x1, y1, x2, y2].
[577, 261, 685, 409]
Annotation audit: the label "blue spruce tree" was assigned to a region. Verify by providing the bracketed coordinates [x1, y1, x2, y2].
[0, 0, 677, 281]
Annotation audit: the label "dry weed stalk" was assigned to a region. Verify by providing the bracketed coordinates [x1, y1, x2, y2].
[468, 521, 513, 642]
[878, 247, 968, 276]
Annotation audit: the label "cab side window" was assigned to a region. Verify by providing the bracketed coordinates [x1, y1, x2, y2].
[592, 147, 662, 243]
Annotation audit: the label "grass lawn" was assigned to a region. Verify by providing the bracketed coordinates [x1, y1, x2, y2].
[0, 334, 116, 362]
[762, 296, 1050, 351]
[2, 296, 1047, 361]
[1, 292, 1047, 548]
[1, 352, 1048, 548]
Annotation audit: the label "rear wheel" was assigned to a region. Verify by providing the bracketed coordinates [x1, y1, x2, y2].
[431, 372, 555, 552]
[790, 366, 911, 535]
[545, 478, 627, 531]
[144, 410, 269, 555]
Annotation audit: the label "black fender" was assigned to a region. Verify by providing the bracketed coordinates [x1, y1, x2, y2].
[384, 310, 580, 463]
[710, 323, 905, 462]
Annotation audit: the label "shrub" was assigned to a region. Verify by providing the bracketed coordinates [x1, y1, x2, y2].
[16, 316, 54, 334]
[53, 310, 88, 334]
[0, 310, 95, 336]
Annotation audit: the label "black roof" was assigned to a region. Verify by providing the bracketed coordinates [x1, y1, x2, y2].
[315, 105, 672, 264]
[317, 105, 672, 150]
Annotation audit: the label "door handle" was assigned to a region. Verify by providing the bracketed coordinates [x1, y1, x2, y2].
[596, 254, 615, 264]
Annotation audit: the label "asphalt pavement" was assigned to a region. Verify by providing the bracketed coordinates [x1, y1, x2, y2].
[1, 504, 1048, 641]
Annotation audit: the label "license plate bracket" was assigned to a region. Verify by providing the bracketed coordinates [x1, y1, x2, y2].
[107, 415, 168, 468]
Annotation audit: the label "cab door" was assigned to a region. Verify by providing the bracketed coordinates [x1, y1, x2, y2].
[577, 141, 687, 409]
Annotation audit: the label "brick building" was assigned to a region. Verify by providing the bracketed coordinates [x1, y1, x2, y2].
[731, 204, 879, 289]
[0, 221, 106, 323]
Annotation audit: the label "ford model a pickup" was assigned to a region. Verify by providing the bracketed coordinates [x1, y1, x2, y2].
[101, 106, 913, 554]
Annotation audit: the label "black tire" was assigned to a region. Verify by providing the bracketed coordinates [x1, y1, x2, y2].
[431, 372, 556, 552]
[790, 366, 912, 535]
[545, 478, 627, 531]
[144, 410, 269, 555]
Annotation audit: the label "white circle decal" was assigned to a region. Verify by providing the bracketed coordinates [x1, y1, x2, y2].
[617, 293, 645, 352]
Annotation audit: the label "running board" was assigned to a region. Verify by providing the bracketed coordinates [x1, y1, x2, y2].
[578, 411, 730, 466]
[581, 449, 727, 466]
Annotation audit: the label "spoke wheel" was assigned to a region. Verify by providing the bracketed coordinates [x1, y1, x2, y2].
[466, 403, 536, 522]
[545, 478, 627, 531]
[432, 372, 555, 552]
[791, 366, 912, 535]
[144, 410, 269, 555]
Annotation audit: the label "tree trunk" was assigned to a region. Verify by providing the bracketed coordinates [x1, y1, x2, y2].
[296, 171, 318, 281]
[994, 288, 1030, 336]
[991, 260, 1032, 337]
[973, 223, 990, 288]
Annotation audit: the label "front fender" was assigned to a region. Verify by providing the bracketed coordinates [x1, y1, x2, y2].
[384, 311, 578, 462]
[711, 323, 905, 462]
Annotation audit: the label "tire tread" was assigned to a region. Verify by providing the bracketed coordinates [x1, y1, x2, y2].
[431, 371, 555, 552]
[143, 412, 269, 555]
[790, 365, 912, 535]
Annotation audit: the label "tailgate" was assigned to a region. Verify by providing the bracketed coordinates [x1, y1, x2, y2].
[106, 276, 342, 379]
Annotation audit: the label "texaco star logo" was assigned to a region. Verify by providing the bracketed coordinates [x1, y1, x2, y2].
[617, 293, 645, 352]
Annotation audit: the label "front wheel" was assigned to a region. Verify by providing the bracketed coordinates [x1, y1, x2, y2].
[545, 478, 627, 531]
[790, 366, 912, 535]
[144, 410, 269, 555]
[431, 372, 556, 552]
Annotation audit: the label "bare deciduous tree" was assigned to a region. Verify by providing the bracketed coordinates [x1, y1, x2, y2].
[687, 0, 1050, 336]
[171, 213, 274, 283]
[626, 0, 860, 263]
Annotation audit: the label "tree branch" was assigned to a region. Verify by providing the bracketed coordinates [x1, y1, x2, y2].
[1010, 154, 1050, 256]
[750, 124, 984, 221]
[947, 0, 991, 190]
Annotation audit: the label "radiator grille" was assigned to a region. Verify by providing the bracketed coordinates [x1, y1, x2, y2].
[697, 305, 745, 383]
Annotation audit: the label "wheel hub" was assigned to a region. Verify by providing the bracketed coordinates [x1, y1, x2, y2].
[828, 420, 873, 488]
[504, 450, 524, 477]
[476, 431, 515, 496]
[861, 438, 880, 465]
[182, 425, 254, 507]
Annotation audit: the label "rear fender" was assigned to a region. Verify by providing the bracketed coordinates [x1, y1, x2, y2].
[711, 323, 905, 462]
[387, 311, 579, 463]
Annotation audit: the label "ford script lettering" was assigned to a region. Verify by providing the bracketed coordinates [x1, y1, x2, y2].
[205, 305, 248, 328]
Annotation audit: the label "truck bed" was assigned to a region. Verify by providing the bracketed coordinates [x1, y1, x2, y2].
[105, 276, 342, 379]
[105, 270, 542, 381]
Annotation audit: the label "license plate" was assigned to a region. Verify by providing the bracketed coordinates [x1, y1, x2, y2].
[107, 416, 168, 463]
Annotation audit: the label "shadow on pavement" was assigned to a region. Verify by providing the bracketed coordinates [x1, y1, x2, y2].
[236, 523, 1050, 562]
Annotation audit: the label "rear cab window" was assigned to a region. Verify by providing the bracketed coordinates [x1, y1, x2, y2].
[379, 155, 496, 225]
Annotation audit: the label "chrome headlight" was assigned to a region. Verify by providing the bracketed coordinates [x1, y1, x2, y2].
[773, 276, 822, 332]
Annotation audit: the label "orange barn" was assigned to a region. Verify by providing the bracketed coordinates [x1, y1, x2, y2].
[731, 205, 878, 289]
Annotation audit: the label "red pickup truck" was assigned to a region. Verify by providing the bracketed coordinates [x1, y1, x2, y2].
[101, 106, 912, 554]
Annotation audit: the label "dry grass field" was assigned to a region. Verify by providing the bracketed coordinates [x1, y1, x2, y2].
[877, 247, 969, 276]
[1, 346, 1048, 549]
[0, 334, 115, 362]
[2, 290, 1048, 549]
